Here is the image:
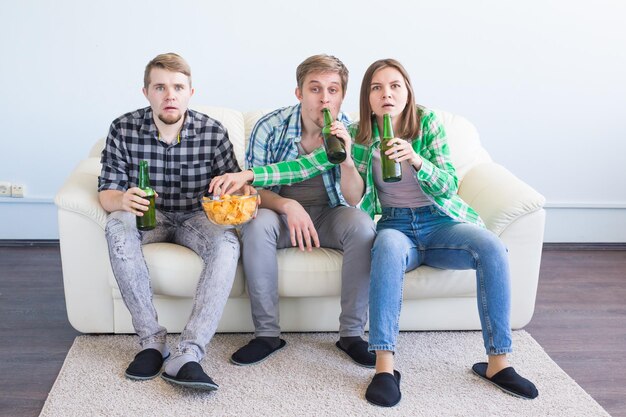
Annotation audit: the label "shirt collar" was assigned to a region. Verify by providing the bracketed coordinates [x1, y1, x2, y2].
[285, 104, 303, 143]
[179, 109, 195, 140]
[141, 107, 157, 137]
[371, 116, 381, 146]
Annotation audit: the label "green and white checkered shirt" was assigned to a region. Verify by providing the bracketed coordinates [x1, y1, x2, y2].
[250, 106, 485, 227]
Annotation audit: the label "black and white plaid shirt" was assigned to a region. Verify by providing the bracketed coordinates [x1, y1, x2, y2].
[98, 106, 241, 212]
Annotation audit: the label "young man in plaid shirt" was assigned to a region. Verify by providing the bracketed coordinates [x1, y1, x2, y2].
[98, 53, 249, 391]
[212, 55, 377, 368]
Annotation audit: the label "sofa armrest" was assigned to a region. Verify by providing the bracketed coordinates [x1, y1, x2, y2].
[54, 158, 108, 230]
[459, 162, 546, 328]
[55, 158, 114, 332]
[458, 162, 545, 236]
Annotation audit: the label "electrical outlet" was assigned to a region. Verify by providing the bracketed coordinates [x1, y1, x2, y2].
[0, 181, 11, 196]
[11, 184, 24, 198]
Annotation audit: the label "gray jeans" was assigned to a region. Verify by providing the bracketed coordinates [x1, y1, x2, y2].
[105, 210, 239, 361]
[240, 205, 375, 337]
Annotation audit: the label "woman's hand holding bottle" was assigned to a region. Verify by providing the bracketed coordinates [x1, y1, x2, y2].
[384, 138, 423, 171]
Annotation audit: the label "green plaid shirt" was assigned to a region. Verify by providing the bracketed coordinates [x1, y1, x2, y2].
[251, 106, 485, 227]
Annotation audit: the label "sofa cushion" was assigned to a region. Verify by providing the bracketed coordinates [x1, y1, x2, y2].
[404, 267, 476, 299]
[276, 248, 343, 297]
[273, 248, 477, 300]
[109, 244, 477, 301]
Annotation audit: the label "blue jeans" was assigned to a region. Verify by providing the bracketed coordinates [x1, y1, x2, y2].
[369, 205, 513, 355]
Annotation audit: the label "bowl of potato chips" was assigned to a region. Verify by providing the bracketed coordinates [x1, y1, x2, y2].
[201, 192, 259, 227]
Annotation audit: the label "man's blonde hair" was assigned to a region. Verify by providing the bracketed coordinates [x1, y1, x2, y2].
[143, 53, 192, 89]
[296, 54, 349, 97]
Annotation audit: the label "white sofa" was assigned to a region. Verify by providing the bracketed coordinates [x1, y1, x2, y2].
[55, 106, 546, 334]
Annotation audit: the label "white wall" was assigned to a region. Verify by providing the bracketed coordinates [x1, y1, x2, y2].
[1, 0, 625, 241]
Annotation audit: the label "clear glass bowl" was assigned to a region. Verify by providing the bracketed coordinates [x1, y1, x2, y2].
[201, 193, 259, 226]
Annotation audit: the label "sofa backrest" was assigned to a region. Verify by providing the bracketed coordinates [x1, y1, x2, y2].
[432, 110, 491, 179]
[89, 106, 491, 181]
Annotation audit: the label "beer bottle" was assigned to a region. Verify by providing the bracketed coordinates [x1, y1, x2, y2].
[321, 108, 347, 164]
[381, 113, 402, 182]
[136, 160, 156, 231]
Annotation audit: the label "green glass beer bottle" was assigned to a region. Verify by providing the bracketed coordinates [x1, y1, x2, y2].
[321, 108, 347, 164]
[380, 113, 402, 182]
[136, 160, 156, 231]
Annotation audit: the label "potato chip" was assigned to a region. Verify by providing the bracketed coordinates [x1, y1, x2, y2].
[201, 194, 259, 226]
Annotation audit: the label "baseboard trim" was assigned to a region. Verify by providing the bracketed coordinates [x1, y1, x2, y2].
[0, 239, 60, 247]
[543, 206, 626, 242]
[543, 242, 626, 251]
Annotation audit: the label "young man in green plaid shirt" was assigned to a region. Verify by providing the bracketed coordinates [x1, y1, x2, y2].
[213, 55, 377, 368]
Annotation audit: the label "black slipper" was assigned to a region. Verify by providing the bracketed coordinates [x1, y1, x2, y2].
[125, 348, 170, 380]
[335, 340, 375, 368]
[365, 370, 402, 407]
[161, 361, 218, 391]
[472, 362, 538, 399]
[230, 338, 287, 366]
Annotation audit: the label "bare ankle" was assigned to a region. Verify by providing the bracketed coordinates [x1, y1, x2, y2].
[375, 350, 394, 374]
[486, 354, 509, 378]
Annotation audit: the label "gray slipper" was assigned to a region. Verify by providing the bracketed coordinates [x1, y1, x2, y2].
[161, 361, 218, 391]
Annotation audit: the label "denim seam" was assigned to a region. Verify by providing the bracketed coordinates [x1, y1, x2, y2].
[369, 344, 395, 352]
[476, 252, 496, 353]
[488, 347, 513, 355]
[394, 273, 405, 345]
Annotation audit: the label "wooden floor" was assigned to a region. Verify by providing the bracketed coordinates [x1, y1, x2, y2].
[0, 245, 624, 417]
[525, 248, 626, 416]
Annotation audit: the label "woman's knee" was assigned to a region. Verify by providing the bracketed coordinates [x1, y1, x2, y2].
[467, 229, 509, 268]
[372, 229, 409, 258]
[374, 228, 403, 247]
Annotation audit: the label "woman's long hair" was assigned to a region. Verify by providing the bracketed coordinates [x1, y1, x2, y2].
[355, 59, 421, 145]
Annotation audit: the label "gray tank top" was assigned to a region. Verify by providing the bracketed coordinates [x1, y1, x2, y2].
[278, 144, 330, 206]
[372, 149, 431, 208]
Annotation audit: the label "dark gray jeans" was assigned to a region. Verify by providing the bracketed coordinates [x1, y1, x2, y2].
[240, 205, 375, 337]
[105, 210, 239, 361]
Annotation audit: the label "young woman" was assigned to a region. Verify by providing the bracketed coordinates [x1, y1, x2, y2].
[350, 59, 538, 407]
[209, 59, 538, 407]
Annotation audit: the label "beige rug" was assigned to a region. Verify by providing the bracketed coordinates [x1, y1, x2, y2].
[40, 331, 608, 417]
